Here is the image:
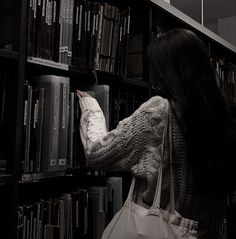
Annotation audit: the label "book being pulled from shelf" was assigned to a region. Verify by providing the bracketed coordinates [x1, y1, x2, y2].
[68, 84, 110, 170]
[88, 84, 110, 130]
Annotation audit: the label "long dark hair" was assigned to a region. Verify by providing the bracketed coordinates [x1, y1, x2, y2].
[148, 28, 235, 194]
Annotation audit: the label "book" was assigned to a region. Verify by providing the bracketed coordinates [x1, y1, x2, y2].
[35, 87, 45, 172]
[109, 6, 119, 73]
[29, 87, 45, 173]
[22, 81, 32, 173]
[0, 3, 14, 49]
[88, 1, 99, 70]
[73, 91, 86, 168]
[89, 84, 110, 130]
[61, 193, 73, 239]
[67, 0, 75, 65]
[71, 189, 88, 238]
[127, 34, 143, 76]
[58, 77, 70, 170]
[35, 0, 43, 57]
[88, 186, 108, 239]
[106, 177, 123, 217]
[17, 207, 24, 239]
[67, 92, 75, 168]
[27, 0, 36, 56]
[94, 2, 104, 71]
[31, 75, 69, 172]
[44, 224, 60, 239]
[51, 0, 61, 62]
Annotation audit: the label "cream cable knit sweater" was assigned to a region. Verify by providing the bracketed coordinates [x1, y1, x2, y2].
[79, 95, 169, 201]
[79, 94, 225, 239]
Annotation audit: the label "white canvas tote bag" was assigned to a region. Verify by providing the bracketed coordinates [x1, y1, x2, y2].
[102, 102, 198, 239]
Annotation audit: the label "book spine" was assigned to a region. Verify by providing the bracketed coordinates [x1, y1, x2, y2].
[95, 2, 104, 71]
[23, 83, 32, 174]
[32, 76, 63, 172]
[58, 78, 70, 170]
[35, 88, 45, 172]
[67, 0, 74, 65]
[29, 88, 41, 173]
[67, 92, 74, 169]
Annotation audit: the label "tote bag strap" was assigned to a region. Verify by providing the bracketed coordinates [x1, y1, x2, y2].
[168, 103, 175, 213]
[152, 101, 175, 213]
[127, 100, 175, 213]
[126, 101, 170, 203]
[127, 175, 136, 201]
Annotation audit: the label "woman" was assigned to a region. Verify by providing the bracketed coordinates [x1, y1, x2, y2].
[78, 28, 235, 238]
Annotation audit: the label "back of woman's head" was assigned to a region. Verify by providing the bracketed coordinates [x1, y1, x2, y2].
[148, 28, 236, 194]
[148, 29, 218, 104]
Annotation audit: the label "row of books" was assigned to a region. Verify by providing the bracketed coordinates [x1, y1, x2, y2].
[17, 177, 122, 239]
[21, 74, 147, 175]
[109, 84, 147, 129]
[21, 75, 111, 174]
[0, 79, 7, 171]
[22, 76, 70, 173]
[150, 24, 236, 107]
[69, 84, 110, 169]
[0, 63, 12, 173]
[27, 0, 130, 74]
[211, 57, 236, 105]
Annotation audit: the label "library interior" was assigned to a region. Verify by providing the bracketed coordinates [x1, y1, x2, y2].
[0, 0, 236, 238]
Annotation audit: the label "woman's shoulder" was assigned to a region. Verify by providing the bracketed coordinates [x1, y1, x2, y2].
[149, 95, 168, 105]
[139, 96, 169, 115]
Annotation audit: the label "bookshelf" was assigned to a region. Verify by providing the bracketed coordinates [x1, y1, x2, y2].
[0, 49, 19, 60]
[149, 0, 236, 54]
[0, 0, 235, 238]
[0, 174, 13, 184]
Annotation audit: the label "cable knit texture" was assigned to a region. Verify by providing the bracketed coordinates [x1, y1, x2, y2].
[79, 95, 225, 239]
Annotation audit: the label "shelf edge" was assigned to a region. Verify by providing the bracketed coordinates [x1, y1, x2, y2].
[148, 0, 236, 54]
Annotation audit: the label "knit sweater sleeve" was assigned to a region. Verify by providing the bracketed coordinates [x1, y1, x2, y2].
[79, 95, 168, 171]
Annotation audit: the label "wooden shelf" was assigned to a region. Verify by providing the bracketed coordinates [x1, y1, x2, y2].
[27, 56, 69, 70]
[148, 0, 236, 54]
[0, 49, 19, 60]
[122, 77, 149, 88]
[27, 57, 149, 88]
[20, 171, 66, 183]
[96, 71, 148, 88]
[0, 174, 13, 184]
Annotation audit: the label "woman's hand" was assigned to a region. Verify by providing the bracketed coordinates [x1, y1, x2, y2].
[77, 90, 92, 98]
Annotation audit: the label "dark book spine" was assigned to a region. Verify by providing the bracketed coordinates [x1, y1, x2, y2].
[35, 0, 43, 57]
[38, 0, 46, 58]
[95, 2, 104, 71]
[35, 88, 45, 173]
[22, 82, 32, 174]
[85, 1, 92, 68]
[67, 92, 75, 169]
[29, 87, 41, 173]
[122, 7, 130, 75]
[88, 1, 98, 70]
[72, 0, 79, 66]
[71, 191, 79, 238]
[73, 92, 86, 168]
[32, 76, 62, 172]
[27, 0, 36, 56]
[42, 0, 53, 60]
[110, 7, 120, 74]
[58, 79, 70, 170]
[63, 0, 70, 64]
[50, 0, 56, 61]
[67, 0, 74, 65]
